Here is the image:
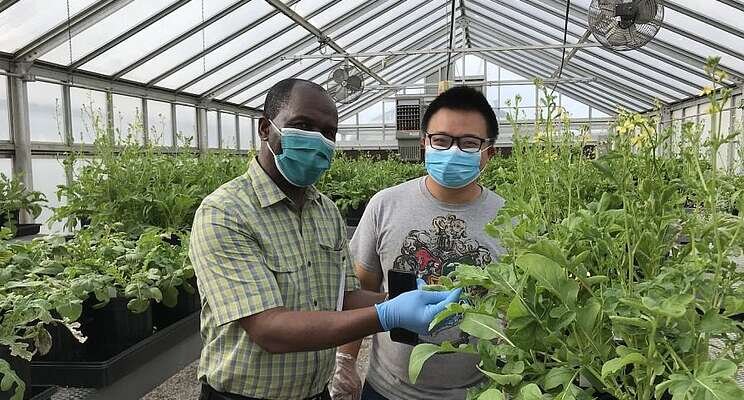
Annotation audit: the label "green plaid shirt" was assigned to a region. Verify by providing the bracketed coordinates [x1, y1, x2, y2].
[190, 159, 359, 400]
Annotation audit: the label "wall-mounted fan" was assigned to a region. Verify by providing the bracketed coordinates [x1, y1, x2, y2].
[588, 0, 664, 50]
[327, 63, 364, 104]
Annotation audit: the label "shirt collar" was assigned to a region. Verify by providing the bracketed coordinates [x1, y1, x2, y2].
[248, 158, 321, 208]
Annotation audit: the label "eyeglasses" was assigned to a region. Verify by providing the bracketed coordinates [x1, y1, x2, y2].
[426, 133, 491, 153]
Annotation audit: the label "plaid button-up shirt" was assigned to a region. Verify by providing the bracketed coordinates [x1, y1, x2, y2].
[190, 158, 360, 400]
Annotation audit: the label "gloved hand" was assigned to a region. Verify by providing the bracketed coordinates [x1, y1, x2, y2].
[375, 279, 462, 335]
[329, 352, 361, 400]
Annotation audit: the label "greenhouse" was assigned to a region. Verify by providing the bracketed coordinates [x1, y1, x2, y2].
[0, 0, 743, 399]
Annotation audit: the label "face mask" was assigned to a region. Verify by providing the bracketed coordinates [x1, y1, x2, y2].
[425, 145, 485, 189]
[266, 120, 335, 187]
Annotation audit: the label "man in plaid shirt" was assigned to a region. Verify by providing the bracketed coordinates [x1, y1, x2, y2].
[190, 78, 461, 400]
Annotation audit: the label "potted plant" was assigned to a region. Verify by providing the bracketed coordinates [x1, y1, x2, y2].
[0, 174, 46, 238]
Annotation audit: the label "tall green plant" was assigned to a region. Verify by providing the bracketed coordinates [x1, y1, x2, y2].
[410, 61, 744, 400]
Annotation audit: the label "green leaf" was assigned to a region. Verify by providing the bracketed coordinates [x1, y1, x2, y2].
[576, 298, 601, 335]
[516, 384, 543, 400]
[544, 367, 573, 390]
[641, 294, 693, 318]
[459, 313, 512, 345]
[601, 352, 647, 378]
[162, 286, 179, 308]
[477, 388, 505, 400]
[477, 365, 522, 386]
[409, 344, 445, 384]
[148, 287, 163, 302]
[56, 301, 83, 321]
[515, 253, 578, 307]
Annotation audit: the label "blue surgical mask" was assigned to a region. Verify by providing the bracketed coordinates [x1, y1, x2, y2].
[425, 145, 484, 189]
[267, 120, 335, 187]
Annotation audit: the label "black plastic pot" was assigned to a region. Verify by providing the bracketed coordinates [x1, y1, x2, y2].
[37, 300, 96, 362]
[0, 346, 31, 400]
[14, 224, 41, 237]
[0, 211, 20, 228]
[31, 311, 198, 388]
[85, 298, 153, 360]
[345, 202, 367, 227]
[152, 279, 200, 330]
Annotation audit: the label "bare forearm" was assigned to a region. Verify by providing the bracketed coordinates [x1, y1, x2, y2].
[342, 289, 387, 310]
[243, 307, 381, 353]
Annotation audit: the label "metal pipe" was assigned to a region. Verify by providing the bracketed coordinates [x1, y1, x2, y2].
[279, 43, 604, 60]
[365, 77, 597, 90]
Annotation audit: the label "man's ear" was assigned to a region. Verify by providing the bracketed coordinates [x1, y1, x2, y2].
[258, 117, 271, 142]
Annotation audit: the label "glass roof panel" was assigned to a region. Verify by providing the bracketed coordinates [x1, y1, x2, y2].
[334, 0, 436, 48]
[0, 0, 98, 53]
[78, 0, 237, 75]
[41, 1, 172, 66]
[180, 24, 306, 95]
[123, 0, 283, 83]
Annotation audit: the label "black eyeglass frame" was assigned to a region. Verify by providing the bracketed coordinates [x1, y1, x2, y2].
[425, 133, 493, 153]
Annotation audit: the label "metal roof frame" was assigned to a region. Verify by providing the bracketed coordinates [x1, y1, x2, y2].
[233, 5, 452, 106]
[193, 0, 394, 98]
[15, 0, 135, 63]
[68, 0, 192, 70]
[110, 0, 261, 79]
[464, 12, 655, 109]
[466, 0, 691, 101]
[222, 0, 428, 103]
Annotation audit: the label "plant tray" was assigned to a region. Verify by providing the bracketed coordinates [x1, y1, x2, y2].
[30, 311, 198, 388]
[28, 386, 57, 400]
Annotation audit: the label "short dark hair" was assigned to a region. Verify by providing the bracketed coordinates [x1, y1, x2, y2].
[421, 86, 499, 140]
[263, 78, 327, 120]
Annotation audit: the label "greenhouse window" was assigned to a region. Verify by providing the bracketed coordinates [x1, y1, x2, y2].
[207, 111, 219, 149]
[28, 81, 63, 143]
[238, 116, 254, 151]
[112, 94, 143, 144]
[146, 100, 173, 147]
[220, 112, 237, 150]
[70, 87, 108, 144]
[175, 105, 197, 148]
[0, 75, 9, 141]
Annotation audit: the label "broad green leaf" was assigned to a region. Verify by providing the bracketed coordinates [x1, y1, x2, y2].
[459, 313, 512, 345]
[57, 301, 83, 321]
[544, 367, 573, 390]
[428, 302, 465, 331]
[503, 361, 525, 374]
[409, 344, 445, 384]
[700, 310, 734, 335]
[516, 383, 543, 400]
[515, 253, 578, 307]
[642, 294, 693, 318]
[477, 388, 505, 400]
[577, 298, 601, 335]
[601, 352, 647, 378]
[148, 287, 163, 302]
[162, 286, 179, 308]
[477, 365, 522, 386]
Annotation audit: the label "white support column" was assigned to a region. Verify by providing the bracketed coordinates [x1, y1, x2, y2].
[8, 73, 33, 223]
[196, 106, 208, 155]
[170, 103, 177, 149]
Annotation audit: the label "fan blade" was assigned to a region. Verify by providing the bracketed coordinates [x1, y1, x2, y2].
[332, 68, 349, 84]
[633, 0, 658, 25]
[346, 75, 363, 91]
[335, 86, 348, 101]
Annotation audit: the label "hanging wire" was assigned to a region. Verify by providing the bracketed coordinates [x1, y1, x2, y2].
[445, 0, 456, 80]
[548, 0, 572, 98]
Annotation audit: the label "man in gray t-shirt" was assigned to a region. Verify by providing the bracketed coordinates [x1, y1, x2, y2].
[330, 86, 505, 400]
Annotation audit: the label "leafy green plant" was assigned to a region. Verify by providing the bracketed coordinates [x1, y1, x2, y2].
[410, 58, 744, 400]
[0, 173, 46, 232]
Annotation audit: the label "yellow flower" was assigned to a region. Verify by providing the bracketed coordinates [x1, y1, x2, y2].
[700, 85, 714, 96]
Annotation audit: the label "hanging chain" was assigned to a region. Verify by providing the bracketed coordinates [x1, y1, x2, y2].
[201, 0, 206, 74]
[66, 0, 73, 66]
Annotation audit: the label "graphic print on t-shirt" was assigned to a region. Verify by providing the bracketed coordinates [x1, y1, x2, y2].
[392, 214, 493, 284]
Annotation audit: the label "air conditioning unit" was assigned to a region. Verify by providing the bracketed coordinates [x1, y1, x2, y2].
[395, 96, 434, 161]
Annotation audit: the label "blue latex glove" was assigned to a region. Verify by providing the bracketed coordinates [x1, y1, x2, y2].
[375, 278, 462, 335]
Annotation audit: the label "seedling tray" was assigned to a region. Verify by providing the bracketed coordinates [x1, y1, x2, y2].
[31, 311, 198, 388]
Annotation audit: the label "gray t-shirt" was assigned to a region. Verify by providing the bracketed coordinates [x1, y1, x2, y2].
[350, 176, 505, 400]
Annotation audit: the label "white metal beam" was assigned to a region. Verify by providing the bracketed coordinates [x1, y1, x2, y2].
[15, 0, 135, 63]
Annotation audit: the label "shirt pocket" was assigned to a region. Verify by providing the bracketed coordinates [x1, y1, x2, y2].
[315, 243, 345, 311]
[265, 244, 312, 311]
